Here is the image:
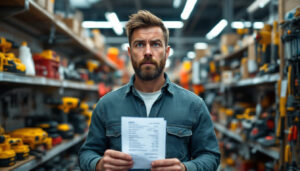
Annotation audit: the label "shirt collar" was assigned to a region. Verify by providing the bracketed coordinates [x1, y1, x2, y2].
[125, 73, 174, 96]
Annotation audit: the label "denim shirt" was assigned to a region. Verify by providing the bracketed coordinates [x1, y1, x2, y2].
[79, 73, 220, 171]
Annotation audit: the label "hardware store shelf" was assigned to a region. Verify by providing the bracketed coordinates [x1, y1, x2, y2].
[204, 73, 280, 90]
[215, 46, 248, 61]
[0, 72, 98, 91]
[0, 0, 117, 71]
[1, 132, 88, 171]
[214, 123, 280, 160]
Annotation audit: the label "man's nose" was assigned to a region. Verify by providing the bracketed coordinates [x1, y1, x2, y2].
[144, 44, 152, 57]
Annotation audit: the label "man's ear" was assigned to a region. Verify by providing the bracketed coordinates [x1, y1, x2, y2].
[127, 46, 131, 59]
[165, 45, 171, 59]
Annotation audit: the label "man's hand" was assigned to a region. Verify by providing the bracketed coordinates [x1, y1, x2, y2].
[96, 149, 133, 171]
[151, 158, 186, 171]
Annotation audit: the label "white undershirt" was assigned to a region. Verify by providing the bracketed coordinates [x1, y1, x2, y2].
[136, 89, 162, 117]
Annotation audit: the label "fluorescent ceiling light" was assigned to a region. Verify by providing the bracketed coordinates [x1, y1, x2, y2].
[206, 19, 228, 40]
[163, 21, 184, 28]
[82, 21, 183, 29]
[231, 21, 264, 29]
[173, 0, 181, 8]
[105, 12, 123, 35]
[82, 21, 113, 28]
[187, 51, 196, 59]
[166, 58, 171, 68]
[247, 0, 270, 13]
[253, 22, 264, 29]
[169, 48, 174, 57]
[194, 42, 208, 49]
[70, 0, 100, 8]
[181, 0, 197, 20]
[121, 43, 129, 51]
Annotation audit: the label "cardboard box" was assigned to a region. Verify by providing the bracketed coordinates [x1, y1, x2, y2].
[63, 18, 80, 34]
[45, 0, 54, 13]
[240, 57, 249, 79]
[247, 42, 256, 60]
[91, 29, 105, 52]
[221, 33, 240, 46]
[221, 70, 233, 84]
[34, 0, 46, 8]
[195, 49, 207, 59]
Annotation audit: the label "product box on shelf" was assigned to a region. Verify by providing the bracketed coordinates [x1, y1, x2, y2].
[221, 33, 240, 46]
[34, 0, 46, 8]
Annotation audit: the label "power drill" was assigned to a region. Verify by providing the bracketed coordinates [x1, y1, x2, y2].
[0, 37, 26, 74]
[256, 24, 272, 74]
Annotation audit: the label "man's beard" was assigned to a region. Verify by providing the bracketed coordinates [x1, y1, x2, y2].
[131, 55, 166, 81]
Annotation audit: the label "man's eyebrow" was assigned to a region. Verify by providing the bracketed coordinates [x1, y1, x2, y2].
[150, 39, 163, 42]
[132, 40, 145, 43]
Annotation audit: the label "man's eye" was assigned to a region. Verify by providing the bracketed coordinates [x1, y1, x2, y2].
[152, 43, 161, 47]
[136, 43, 144, 47]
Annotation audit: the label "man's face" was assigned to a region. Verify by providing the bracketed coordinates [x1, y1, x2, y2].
[128, 26, 170, 81]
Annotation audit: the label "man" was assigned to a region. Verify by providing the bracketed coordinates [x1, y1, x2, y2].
[79, 10, 220, 171]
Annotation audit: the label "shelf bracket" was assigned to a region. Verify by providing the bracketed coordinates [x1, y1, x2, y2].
[48, 24, 56, 45]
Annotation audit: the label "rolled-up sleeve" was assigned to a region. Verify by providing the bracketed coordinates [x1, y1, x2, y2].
[78, 101, 107, 171]
[183, 98, 220, 171]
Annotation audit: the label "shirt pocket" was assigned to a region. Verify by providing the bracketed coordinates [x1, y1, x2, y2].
[166, 125, 192, 161]
[106, 124, 121, 151]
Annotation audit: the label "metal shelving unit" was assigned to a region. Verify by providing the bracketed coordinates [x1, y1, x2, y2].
[215, 45, 248, 62]
[0, 72, 98, 91]
[0, 0, 117, 71]
[204, 73, 280, 90]
[214, 123, 280, 160]
[1, 132, 88, 171]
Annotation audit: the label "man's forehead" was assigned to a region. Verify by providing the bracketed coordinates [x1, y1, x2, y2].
[132, 27, 163, 36]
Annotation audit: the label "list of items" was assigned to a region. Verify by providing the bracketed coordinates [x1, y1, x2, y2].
[121, 117, 166, 169]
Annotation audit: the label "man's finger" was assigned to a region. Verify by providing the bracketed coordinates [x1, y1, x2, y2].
[105, 157, 133, 166]
[152, 158, 181, 167]
[105, 149, 132, 161]
[103, 163, 133, 171]
[151, 165, 182, 171]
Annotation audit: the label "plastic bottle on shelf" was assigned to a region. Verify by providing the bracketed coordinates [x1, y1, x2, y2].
[19, 41, 35, 76]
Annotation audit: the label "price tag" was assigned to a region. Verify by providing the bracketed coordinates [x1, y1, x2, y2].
[280, 80, 287, 98]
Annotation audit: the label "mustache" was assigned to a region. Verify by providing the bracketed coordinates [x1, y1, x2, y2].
[140, 58, 157, 65]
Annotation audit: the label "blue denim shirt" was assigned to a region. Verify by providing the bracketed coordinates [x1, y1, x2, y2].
[79, 73, 220, 171]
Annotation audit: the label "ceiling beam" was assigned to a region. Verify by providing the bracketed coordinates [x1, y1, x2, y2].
[186, 0, 209, 32]
[134, 0, 142, 11]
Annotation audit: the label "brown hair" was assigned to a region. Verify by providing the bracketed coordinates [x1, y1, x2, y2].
[125, 10, 169, 47]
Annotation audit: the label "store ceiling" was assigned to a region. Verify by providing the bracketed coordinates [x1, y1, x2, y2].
[63, 0, 272, 60]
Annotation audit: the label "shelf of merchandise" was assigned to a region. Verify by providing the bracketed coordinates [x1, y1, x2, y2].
[214, 123, 280, 160]
[0, 0, 117, 71]
[215, 46, 248, 62]
[204, 73, 280, 90]
[1, 132, 88, 171]
[0, 72, 98, 91]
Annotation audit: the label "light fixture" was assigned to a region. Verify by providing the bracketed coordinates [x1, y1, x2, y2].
[181, 0, 197, 20]
[194, 42, 208, 49]
[247, 0, 271, 13]
[231, 21, 264, 29]
[187, 51, 196, 59]
[105, 12, 123, 35]
[173, 0, 181, 8]
[163, 21, 184, 28]
[82, 21, 113, 28]
[166, 58, 171, 68]
[169, 48, 174, 57]
[253, 22, 264, 29]
[206, 19, 228, 40]
[82, 21, 184, 29]
[121, 43, 129, 51]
